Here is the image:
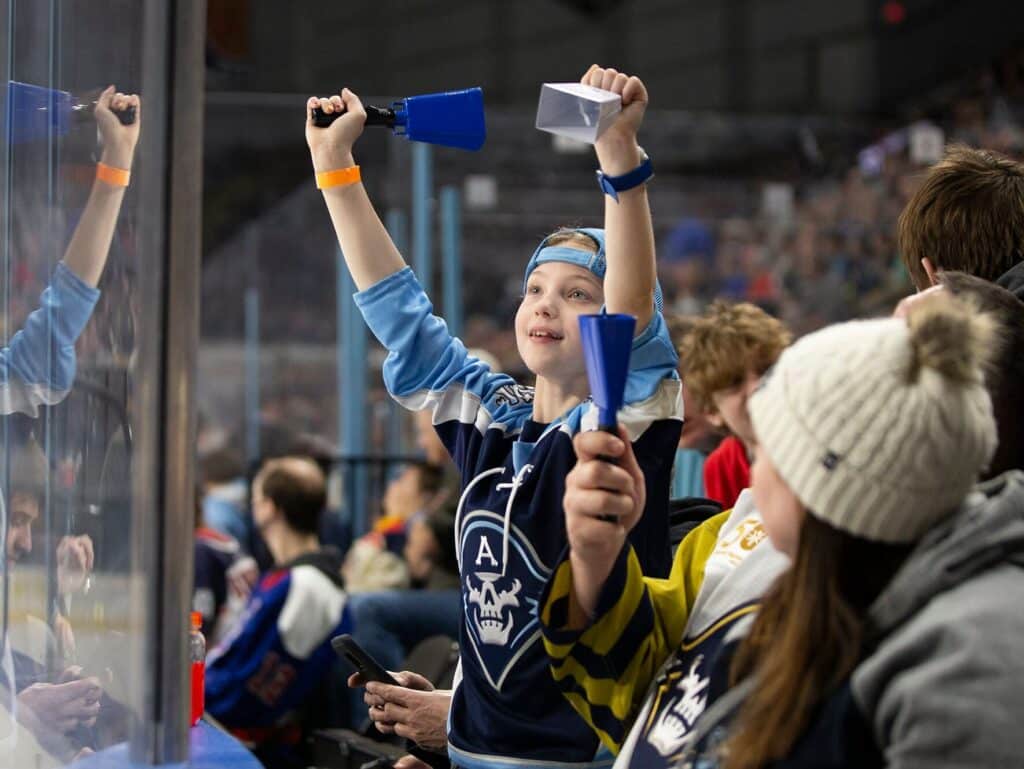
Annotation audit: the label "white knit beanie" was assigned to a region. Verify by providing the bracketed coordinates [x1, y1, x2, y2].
[748, 294, 998, 544]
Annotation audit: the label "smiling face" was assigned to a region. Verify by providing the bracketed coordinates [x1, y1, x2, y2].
[514, 259, 604, 385]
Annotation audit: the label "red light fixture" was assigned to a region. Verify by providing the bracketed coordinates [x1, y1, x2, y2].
[882, 1, 906, 25]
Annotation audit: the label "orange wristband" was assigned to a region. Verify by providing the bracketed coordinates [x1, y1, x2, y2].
[315, 165, 361, 190]
[96, 162, 130, 188]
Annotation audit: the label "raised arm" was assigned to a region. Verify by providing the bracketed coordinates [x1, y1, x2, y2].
[61, 86, 140, 287]
[585, 66, 656, 332]
[305, 89, 406, 291]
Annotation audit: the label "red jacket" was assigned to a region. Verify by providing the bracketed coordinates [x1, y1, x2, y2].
[703, 435, 750, 508]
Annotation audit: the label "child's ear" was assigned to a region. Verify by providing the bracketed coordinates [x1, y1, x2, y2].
[707, 412, 726, 430]
[920, 257, 940, 288]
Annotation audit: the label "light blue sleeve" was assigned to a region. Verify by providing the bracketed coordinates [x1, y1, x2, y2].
[624, 310, 680, 406]
[0, 263, 100, 416]
[354, 267, 533, 428]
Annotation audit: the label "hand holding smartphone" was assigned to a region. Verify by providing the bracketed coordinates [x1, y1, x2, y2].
[331, 634, 400, 686]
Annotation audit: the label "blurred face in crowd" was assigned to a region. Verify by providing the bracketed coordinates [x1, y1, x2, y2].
[415, 409, 448, 466]
[679, 381, 714, 446]
[382, 465, 429, 520]
[515, 260, 604, 386]
[750, 445, 804, 558]
[709, 369, 761, 451]
[7, 492, 40, 563]
[251, 477, 278, 535]
[404, 517, 438, 584]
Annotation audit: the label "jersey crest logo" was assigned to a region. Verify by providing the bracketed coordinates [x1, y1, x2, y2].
[460, 510, 551, 690]
[491, 384, 535, 408]
[647, 655, 709, 757]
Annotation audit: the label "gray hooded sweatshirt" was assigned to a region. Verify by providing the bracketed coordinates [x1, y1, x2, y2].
[849, 469, 1024, 769]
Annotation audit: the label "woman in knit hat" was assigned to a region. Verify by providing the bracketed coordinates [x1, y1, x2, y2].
[690, 291, 1024, 769]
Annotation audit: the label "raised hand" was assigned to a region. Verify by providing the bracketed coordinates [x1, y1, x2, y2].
[95, 86, 141, 170]
[564, 425, 646, 626]
[580, 64, 647, 174]
[305, 88, 366, 173]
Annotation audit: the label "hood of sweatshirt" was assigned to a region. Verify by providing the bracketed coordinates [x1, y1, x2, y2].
[996, 261, 1024, 301]
[866, 470, 1024, 638]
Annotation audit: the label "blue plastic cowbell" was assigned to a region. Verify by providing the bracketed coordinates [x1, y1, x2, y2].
[579, 312, 636, 431]
[6, 81, 72, 144]
[395, 87, 486, 151]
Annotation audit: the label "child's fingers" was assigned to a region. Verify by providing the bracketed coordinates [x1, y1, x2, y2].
[572, 429, 626, 463]
[580, 63, 599, 84]
[621, 75, 647, 107]
[600, 67, 619, 91]
[574, 457, 634, 496]
[569, 488, 634, 525]
[584, 65, 605, 89]
[610, 72, 629, 95]
[340, 87, 366, 118]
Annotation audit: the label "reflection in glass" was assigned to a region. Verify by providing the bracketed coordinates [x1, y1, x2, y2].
[0, 2, 146, 764]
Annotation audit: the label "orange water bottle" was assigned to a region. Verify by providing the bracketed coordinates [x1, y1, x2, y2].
[189, 611, 206, 726]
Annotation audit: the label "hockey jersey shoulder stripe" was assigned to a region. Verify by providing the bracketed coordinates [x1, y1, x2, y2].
[579, 378, 682, 442]
[277, 565, 347, 659]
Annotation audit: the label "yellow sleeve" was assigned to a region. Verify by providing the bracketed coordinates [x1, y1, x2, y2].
[539, 510, 731, 753]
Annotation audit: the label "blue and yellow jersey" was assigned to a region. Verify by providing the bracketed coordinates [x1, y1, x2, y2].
[540, 490, 790, 768]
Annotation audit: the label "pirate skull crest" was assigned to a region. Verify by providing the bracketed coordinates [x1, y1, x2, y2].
[458, 511, 551, 690]
[466, 573, 522, 645]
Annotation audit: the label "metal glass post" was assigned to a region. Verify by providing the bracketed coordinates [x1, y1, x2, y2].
[385, 208, 408, 456]
[337, 249, 368, 535]
[412, 142, 433, 293]
[132, 0, 205, 760]
[245, 286, 261, 467]
[440, 186, 463, 338]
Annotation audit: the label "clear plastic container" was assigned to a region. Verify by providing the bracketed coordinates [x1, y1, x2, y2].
[189, 611, 206, 727]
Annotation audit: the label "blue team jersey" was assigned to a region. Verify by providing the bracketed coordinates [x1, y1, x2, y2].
[205, 549, 350, 740]
[355, 267, 682, 769]
[0, 264, 99, 417]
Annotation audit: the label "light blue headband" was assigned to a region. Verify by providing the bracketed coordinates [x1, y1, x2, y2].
[522, 228, 607, 294]
[522, 227, 664, 312]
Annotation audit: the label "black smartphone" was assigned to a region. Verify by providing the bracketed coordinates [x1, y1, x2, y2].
[331, 634, 400, 686]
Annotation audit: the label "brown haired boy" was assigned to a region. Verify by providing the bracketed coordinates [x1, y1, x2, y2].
[679, 301, 791, 507]
[898, 144, 1024, 298]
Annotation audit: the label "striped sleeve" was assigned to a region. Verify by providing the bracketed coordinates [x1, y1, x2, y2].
[539, 510, 731, 753]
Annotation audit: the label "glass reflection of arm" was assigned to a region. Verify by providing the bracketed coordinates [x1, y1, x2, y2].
[60, 87, 140, 288]
[0, 88, 141, 417]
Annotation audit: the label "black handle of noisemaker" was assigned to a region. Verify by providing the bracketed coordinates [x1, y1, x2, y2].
[111, 105, 136, 126]
[596, 424, 621, 523]
[311, 104, 396, 128]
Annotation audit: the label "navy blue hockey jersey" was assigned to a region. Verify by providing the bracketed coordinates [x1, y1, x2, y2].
[355, 267, 682, 769]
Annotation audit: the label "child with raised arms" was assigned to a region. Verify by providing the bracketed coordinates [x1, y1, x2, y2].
[305, 65, 681, 769]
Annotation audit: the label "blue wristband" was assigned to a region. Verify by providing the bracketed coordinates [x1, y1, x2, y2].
[596, 148, 653, 201]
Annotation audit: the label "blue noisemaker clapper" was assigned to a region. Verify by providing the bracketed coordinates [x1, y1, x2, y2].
[5, 80, 136, 144]
[6, 81, 73, 143]
[311, 87, 486, 151]
[579, 312, 636, 432]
